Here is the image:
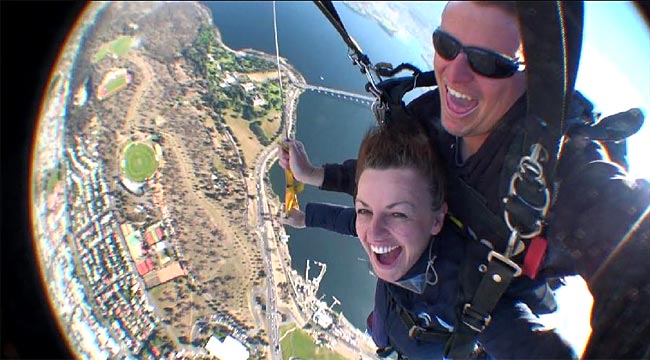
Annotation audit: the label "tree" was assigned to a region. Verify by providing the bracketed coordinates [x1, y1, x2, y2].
[178, 335, 189, 344]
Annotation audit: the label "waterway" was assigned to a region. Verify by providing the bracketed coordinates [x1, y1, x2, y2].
[203, 1, 444, 330]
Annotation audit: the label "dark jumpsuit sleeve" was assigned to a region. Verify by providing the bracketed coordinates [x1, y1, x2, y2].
[549, 139, 650, 358]
[320, 159, 358, 196]
[305, 202, 358, 237]
[478, 299, 577, 359]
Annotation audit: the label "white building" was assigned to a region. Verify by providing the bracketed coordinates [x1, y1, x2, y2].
[205, 335, 249, 360]
[314, 308, 333, 329]
[242, 83, 255, 92]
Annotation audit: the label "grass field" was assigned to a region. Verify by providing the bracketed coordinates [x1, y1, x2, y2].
[280, 324, 346, 360]
[94, 36, 135, 63]
[45, 166, 62, 195]
[224, 112, 263, 167]
[105, 75, 128, 95]
[122, 143, 158, 182]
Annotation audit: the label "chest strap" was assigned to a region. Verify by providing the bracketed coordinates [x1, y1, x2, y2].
[445, 251, 522, 359]
[387, 218, 525, 358]
[387, 285, 452, 344]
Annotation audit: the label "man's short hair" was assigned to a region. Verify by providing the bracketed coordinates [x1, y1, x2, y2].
[472, 1, 517, 17]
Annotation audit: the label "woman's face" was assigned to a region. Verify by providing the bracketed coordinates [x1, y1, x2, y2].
[355, 167, 445, 283]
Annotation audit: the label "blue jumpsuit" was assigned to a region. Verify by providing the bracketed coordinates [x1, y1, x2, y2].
[305, 203, 576, 359]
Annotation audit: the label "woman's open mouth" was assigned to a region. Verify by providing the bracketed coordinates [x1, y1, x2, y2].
[370, 244, 402, 266]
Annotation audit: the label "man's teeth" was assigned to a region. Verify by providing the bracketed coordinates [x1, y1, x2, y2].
[371, 245, 399, 254]
[447, 86, 473, 100]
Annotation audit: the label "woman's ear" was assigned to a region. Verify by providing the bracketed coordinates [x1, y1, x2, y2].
[430, 202, 448, 235]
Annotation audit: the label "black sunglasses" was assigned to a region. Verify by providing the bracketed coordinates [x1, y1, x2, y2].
[432, 28, 525, 79]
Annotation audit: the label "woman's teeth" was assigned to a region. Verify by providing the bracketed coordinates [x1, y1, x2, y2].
[371, 245, 399, 254]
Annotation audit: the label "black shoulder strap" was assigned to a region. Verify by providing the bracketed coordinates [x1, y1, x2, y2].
[312, 1, 369, 68]
[515, 1, 584, 185]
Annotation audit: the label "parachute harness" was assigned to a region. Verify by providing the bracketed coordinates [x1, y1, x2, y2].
[312, 2, 633, 359]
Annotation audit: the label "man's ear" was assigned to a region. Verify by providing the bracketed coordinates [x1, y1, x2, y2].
[430, 202, 448, 235]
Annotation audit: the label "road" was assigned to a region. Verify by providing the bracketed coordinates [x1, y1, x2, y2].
[254, 146, 282, 359]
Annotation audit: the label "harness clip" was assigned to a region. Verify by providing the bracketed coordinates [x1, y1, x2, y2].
[487, 250, 522, 277]
[462, 303, 492, 333]
[408, 324, 425, 339]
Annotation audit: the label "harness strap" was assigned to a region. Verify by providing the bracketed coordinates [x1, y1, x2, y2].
[312, 1, 385, 100]
[449, 176, 511, 243]
[312, 1, 368, 66]
[386, 285, 452, 343]
[445, 251, 522, 359]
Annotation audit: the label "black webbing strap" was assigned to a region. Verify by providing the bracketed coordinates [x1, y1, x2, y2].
[445, 252, 522, 359]
[515, 1, 584, 193]
[448, 176, 511, 247]
[312, 1, 371, 68]
[386, 285, 452, 343]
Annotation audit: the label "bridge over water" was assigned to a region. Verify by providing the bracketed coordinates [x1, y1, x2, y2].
[294, 83, 375, 105]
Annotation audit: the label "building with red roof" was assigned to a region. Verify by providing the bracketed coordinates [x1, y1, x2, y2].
[144, 231, 156, 247]
[136, 258, 155, 275]
[155, 226, 164, 240]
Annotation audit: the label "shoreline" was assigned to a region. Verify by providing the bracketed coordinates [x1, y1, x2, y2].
[31, 1, 377, 358]
[251, 54, 379, 358]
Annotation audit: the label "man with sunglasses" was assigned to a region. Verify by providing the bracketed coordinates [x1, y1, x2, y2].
[280, 1, 650, 357]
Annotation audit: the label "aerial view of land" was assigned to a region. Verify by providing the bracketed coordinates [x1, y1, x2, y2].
[31, 2, 376, 359]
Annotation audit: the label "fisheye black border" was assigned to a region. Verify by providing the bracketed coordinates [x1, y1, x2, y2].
[0, 1, 647, 359]
[1, 2, 86, 359]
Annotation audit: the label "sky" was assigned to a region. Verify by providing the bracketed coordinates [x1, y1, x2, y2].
[575, 2, 649, 179]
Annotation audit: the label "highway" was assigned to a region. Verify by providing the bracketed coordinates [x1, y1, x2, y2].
[253, 145, 282, 360]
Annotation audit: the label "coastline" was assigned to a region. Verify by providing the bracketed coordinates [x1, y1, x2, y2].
[252, 58, 379, 358]
[209, 8, 378, 356]
[30, 1, 378, 358]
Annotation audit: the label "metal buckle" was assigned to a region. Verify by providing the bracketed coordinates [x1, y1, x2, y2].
[503, 143, 551, 240]
[488, 250, 522, 277]
[462, 303, 492, 333]
[408, 325, 424, 339]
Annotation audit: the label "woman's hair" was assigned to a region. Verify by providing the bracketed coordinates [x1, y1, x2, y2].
[355, 119, 447, 212]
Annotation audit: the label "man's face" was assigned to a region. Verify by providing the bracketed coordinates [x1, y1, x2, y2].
[355, 167, 444, 283]
[434, 2, 526, 150]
